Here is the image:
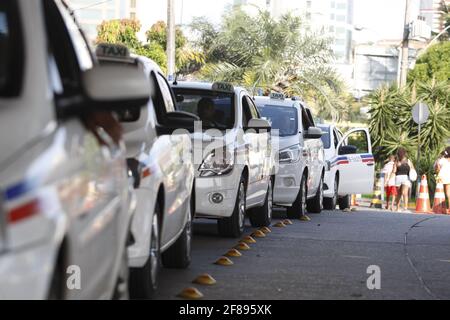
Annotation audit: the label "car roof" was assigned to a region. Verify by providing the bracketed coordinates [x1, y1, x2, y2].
[253, 96, 303, 108]
[170, 81, 245, 95]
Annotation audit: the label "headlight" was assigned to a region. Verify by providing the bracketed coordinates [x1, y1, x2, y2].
[279, 145, 301, 164]
[199, 147, 234, 177]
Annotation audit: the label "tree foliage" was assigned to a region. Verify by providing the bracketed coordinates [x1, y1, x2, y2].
[190, 9, 349, 122]
[408, 42, 450, 83]
[367, 80, 450, 182]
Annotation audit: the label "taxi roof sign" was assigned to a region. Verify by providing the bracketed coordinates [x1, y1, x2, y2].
[96, 43, 133, 63]
[270, 92, 285, 100]
[212, 82, 234, 93]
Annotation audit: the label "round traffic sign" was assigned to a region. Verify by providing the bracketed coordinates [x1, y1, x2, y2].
[412, 102, 430, 125]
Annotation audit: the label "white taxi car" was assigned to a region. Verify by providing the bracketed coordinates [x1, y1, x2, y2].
[317, 124, 375, 210]
[254, 95, 325, 218]
[0, 0, 150, 299]
[97, 46, 196, 299]
[171, 82, 274, 238]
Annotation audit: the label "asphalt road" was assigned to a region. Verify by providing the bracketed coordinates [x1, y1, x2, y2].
[157, 208, 450, 300]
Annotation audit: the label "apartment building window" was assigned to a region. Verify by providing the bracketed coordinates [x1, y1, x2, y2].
[130, 12, 136, 19]
[130, 0, 137, 9]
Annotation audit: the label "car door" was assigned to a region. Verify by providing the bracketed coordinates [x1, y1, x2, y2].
[299, 105, 315, 196]
[153, 71, 189, 246]
[46, 0, 126, 298]
[336, 128, 375, 195]
[241, 94, 263, 206]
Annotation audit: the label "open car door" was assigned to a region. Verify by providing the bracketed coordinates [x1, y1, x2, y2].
[335, 128, 375, 195]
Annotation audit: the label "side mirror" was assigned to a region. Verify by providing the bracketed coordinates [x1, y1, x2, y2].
[338, 145, 358, 155]
[247, 119, 272, 132]
[82, 64, 150, 111]
[304, 127, 323, 139]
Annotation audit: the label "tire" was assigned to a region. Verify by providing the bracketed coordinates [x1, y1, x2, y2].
[339, 195, 351, 211]
[249, 178, 273, 228]
[129, 205, 161, 299]
[324, 176, 338, 211]
[112, 242, 130, 300]
[307, 175, 324, 214]
[218, 177, 246, 238]
[162, 198, 193, 269]
[287, 174, 307, 219]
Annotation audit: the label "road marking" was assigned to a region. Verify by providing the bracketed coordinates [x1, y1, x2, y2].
[343, 255, 370, 260]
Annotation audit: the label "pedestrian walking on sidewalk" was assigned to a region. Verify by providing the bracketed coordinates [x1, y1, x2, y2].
[393, 148, 415, 212]
[435, 147, 450, 212]
[382, 155, 397, 211]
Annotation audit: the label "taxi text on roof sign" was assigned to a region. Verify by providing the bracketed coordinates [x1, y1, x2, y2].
[212, 82, 234, 93]
[96, 43, 131, 60]
[270, 92, 285, 100]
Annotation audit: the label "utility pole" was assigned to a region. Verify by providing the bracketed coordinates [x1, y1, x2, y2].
[167, 0, 176, 81]
[399, 0, 412, 87]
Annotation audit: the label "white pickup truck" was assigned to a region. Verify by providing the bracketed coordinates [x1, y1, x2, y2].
[317, 124, 375, 210]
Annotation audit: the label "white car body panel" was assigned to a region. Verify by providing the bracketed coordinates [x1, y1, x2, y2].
[111, 57, 194, 268]
[318, 124, 375, 198]
[171, 82, 273, 219]
[0, 0, 132, 299]
[254, 97, 325, 207]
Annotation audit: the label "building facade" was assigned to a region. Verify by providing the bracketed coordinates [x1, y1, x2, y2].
[420, 0, 450, 34]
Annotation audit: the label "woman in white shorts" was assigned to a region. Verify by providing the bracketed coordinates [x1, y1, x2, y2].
[393, 148, 414, 212]
[436, 147, 450, 212]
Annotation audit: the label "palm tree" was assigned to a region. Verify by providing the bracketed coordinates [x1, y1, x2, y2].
[193, 9, 346, 120]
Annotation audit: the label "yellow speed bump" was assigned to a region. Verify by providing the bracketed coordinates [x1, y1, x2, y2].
[214, 256, 234, 266]
[225, 249, 242, 257]
[177, 287, 204, 299]
[251, 230, 266, 238]
[260, 227, 271, 234]
[234, 242, 251, 251]
[283, 219, 293, 225]
[241, 236, 257, 244]
[193, 274, 217, 286]
[299, 215, 311, 222]
[273, 221, 286, 228]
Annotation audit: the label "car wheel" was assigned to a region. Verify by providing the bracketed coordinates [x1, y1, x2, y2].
[249, 178, 273, 228]
[112, 241, 130, 300]
[129, 205, 160, 299]
[218, 177, 246, 238]
[324, 177, 338, 210]
[339, 194, 351, 211]
[162, 198, 193, 269]
[287, 174, 307, 219]
[307, 176, 324, 214]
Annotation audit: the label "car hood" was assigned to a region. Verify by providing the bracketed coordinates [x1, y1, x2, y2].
[190, 131, 236, 170]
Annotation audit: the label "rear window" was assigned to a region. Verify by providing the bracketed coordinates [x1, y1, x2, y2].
[173, 88, 235, 130]
[257, 105, 298, 137]
[0, 1, 23, 97]
[318, 126, 331, 149]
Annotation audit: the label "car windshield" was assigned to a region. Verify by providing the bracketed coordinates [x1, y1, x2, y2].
[173, 88, 235, 130]
[257, 105, 298, 137]
[318, 126, 331, 149]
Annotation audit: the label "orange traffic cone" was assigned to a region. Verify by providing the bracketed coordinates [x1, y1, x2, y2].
[416, 175, 431, 214]
[351, 194, 359, 206]
[433, 179, 447, 215]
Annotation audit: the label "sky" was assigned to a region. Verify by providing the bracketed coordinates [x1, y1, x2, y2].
[170, 0, 411, 42]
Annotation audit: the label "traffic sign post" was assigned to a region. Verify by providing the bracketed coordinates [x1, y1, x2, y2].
[412, 102, 429, 197]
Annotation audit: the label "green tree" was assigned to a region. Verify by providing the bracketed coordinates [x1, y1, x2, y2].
[408, 42, 450, 83]
[96, 19, 141, 49]
[191, 9, 348, 121]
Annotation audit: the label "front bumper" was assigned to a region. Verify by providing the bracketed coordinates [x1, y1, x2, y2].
[195, 168, 241, 219]
[273, 162, 302, 206]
